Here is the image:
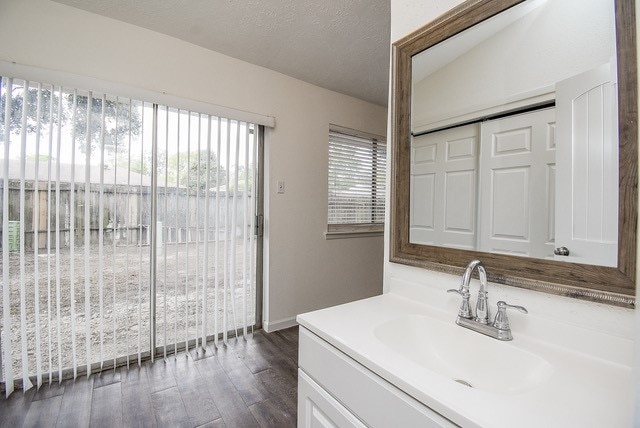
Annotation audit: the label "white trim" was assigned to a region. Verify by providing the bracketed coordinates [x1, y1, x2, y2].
[330, 123, 385, 142]
[324, 230, 384, 240]
[325, 223, 385, 239]
[0, 60, 276, 128]
[263, 316, 298, 333]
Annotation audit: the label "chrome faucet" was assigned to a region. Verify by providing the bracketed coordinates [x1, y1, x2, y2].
[447, 259, 527, 341]
[460, 259, 489, 324]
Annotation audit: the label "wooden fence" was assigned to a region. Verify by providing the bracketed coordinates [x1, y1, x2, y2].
[0, 180, 252, 251]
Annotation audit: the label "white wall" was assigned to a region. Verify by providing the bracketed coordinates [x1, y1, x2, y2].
[0, 0, 387, 331]
[411, 0, 614, 130]
[387, 0, 635, 342]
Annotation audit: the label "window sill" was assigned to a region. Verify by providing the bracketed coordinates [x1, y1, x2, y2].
[324, 229, 384, 240]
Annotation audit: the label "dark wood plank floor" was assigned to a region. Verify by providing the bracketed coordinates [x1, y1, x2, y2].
[0, 327, 299, 428]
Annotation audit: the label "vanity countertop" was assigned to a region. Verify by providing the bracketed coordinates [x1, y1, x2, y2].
[296, 286, 634, 428]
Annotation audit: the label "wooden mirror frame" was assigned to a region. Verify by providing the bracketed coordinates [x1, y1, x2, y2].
[390, 0, 637, 308]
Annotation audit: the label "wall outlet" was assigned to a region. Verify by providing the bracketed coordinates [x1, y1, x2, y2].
[277, 180, 285, 194]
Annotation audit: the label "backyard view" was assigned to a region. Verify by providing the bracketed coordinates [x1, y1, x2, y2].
[0, 78, 258, 385]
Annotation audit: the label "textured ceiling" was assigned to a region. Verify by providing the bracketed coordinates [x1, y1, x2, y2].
[53, 0, 391, 106]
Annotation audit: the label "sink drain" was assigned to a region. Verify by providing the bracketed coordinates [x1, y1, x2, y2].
[454, 379, 473, 388]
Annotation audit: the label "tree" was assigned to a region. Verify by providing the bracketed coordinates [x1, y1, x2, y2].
[167, 151, 227, 191]
[0, 81, 60, 142]
[72, 94, 142, 159]
[230, 164, 254, 192]
[125, 155, 153, 178]
[0, 79, 142, 161]
[26, 154, 55, 162]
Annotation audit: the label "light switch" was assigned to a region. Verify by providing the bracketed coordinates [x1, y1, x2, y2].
[277, 180, 285, 194]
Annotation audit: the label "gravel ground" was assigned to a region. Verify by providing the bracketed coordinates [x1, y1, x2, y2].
[0, 241, 256, 380]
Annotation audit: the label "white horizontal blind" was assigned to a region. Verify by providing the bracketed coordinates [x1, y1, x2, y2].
[328, 129, 386, 226]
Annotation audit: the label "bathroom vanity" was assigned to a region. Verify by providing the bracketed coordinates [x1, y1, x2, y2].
[296, 279, 633, 427]
[297, 0, 638, 425]
[297, 325, 452, 427]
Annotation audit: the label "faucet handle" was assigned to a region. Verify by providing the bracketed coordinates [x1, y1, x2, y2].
[447, 287, 471, 299]
[447, 288, 472, 318]
[499, 301, 528, 314]
[493, 301, 527, 330]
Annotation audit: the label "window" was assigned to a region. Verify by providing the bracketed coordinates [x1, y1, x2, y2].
[327, 126, 386, 237]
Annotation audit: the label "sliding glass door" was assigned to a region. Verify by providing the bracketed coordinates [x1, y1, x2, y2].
[154, 107, 259, 357]
[0, 77, 261, 396]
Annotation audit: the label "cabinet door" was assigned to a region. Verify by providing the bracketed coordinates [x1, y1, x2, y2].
[555, 62, 618, 266]
[298, 369, 367, 428]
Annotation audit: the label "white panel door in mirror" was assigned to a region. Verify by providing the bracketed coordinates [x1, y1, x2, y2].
[478, 108, 556, 258]
[410, 124, 478, 249]
[555, 63, 618, 267]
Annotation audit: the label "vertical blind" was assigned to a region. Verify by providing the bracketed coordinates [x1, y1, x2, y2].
[327, 128, 386, 226]
[0, 76, 259, 396]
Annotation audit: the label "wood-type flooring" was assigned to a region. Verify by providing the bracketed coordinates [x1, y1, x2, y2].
[0, 326, 299, 428]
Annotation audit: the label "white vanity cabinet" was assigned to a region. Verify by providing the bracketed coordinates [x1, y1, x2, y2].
[297, 327, 456, 428]
[298, 370, 367, 428]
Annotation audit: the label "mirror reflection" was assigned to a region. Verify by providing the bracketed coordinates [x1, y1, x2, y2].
[409, 0, 618, 267]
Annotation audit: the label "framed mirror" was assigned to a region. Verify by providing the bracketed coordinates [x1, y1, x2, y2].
[390, 0, 637, 307]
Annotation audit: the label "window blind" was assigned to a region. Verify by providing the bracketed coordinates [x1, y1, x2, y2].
[328, 129, 386, 228]
[0, 76, 258, 396]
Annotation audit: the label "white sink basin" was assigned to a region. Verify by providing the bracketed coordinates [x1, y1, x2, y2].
[373, 314, 553, 394]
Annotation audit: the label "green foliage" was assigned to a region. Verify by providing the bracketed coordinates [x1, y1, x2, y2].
[230, 164, 254, 192]
[72, 94, 142, 155]
[167, 151, 227, 191]
[0, 79, 142, 155]
[0, 82, 60, 140]
[126, 156, 153, 177]
[26, 154, 54, 162]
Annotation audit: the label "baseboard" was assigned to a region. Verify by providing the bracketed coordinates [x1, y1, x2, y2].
[263, 316, 298, 333]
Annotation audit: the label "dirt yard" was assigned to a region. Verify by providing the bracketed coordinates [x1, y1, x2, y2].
[0, 240, 256, 380]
